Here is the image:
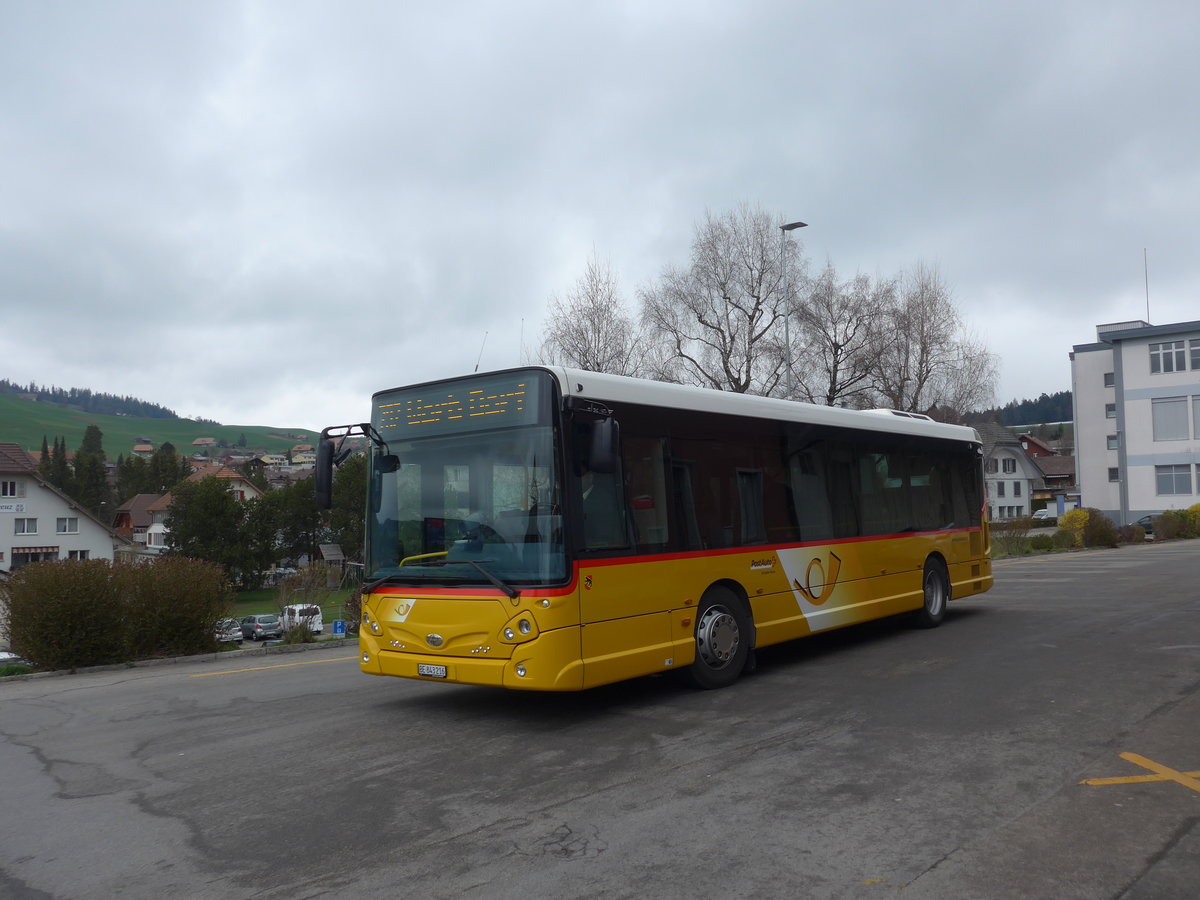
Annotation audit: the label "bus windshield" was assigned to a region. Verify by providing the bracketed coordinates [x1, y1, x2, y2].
[365, 372, 565, 587]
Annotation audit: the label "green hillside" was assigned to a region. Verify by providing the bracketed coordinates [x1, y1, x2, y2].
[0, 393, 316, 457]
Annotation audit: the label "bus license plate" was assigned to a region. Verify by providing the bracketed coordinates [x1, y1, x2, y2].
[418, 664, 447, 678]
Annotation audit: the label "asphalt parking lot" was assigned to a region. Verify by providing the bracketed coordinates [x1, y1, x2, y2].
[1, 540, 1197, 899]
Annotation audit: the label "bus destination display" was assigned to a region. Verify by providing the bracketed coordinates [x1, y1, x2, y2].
[374, 373, 544, 437]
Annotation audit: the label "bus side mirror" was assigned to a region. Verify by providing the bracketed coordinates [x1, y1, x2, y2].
[589, 418, 619, 474]
[315, 439, 334, 510]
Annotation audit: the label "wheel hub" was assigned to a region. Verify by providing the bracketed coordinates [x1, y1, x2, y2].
[696, 605, 739, 668]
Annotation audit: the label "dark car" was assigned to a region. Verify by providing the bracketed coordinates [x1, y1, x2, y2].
[1135, 514, 1155, 535]
[241, 614, 285, 641]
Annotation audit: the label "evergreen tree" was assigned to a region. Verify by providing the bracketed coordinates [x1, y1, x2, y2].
[73, 450, 111, 515]
[50, 437, 73, 495]
[38, 436, 51, 480]
[80, 424, 105, 459]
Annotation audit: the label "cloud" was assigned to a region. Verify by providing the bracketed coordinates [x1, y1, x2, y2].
[2, 0, 1198, 434]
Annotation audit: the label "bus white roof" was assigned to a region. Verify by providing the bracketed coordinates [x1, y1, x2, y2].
[546, 367, 981, 445]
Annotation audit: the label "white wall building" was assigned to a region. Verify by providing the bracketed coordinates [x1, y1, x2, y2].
[1071, 319, 1200, 523]
[0, 443, 131, 572]
[975, 423, 1044, 520]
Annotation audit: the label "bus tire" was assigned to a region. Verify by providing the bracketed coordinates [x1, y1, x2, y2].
[913, 558, 949, 629]
[686, 587, 751, 689]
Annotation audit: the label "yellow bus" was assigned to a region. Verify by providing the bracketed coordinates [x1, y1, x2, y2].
[316, 367, 991, 691]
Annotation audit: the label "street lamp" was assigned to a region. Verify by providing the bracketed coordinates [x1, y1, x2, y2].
[779, 220, 807, 399]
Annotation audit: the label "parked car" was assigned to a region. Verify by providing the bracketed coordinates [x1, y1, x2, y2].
[0, 650, 31, 669]
[281, 604, 323, 634]
[1135, 514, 1155, 535]
[214, 618, 243, 643]
[240, 614, 285, 641]
[1032, 508, 1056, 521]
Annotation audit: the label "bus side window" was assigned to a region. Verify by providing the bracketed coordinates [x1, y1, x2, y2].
[624, 436, 669, 550]
[789, 450, 834, 542]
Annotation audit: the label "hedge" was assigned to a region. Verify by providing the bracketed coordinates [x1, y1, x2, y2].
[3, 557, 231, 671]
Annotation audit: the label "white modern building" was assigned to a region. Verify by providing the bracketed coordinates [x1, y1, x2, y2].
[1071, 319, 1200, 523]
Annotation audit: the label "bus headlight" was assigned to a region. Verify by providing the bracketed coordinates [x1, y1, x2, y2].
[515, 664, 527, 677]
[500, 613, 540, 644]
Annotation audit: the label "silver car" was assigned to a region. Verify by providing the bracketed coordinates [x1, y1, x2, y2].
[214, 618, 243, 643]
[240, 614, 285, 641]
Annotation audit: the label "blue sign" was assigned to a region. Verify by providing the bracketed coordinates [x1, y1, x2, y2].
[332, 619, 346, 636]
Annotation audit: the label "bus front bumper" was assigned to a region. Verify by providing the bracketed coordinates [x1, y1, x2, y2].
[358, 627, 585, 691]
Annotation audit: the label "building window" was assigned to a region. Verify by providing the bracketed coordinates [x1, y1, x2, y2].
[997, 481, 1006, 497]
[1, 480, 18, 497]
[1108, 468, 1120, 482]
[1151, 396, 1188, 441]
[68, 550, 90, 560]
[1002, 458, 1016, 474]
[1104, 372, 1115, 387]
[985, 459, 998, 474]
[1014, 482, 1022, 497]
[1156, 464, 1193, 495]
[1194, 396, 1200, 439]
[1105, 403, 1117, 418]
[1150, 340, 1186, 373]
[1191, 339, 1200, 371]
[15, 518, 37, 534]
[1106, 434, 1119, 450]
[56, 517, 80, 534]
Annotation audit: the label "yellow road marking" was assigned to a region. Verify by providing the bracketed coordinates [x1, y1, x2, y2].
[1080, 752, 1200, 793]
[190, 656, 359, 677]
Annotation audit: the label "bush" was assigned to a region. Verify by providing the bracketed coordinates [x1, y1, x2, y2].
[1051, 529, 1076, 549]
[1082, 508, 1119, 548]
[1156, 508, 1199, 540]
[5, 559, 126, 670]
[1058, 509, 1088, 547]
[1029, 534, 1055, 551]
[4, 557, 232, 671]
[119, 557, 231, 659]
[1116, 524, 1146, 544]
[992, 516, 1034, 556]
[281, 622, 317, 644]
[1027, 532, 1056, 554]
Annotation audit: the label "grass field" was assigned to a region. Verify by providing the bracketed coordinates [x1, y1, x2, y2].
[232, 587, 358, 621]
[0, 392, 319, 456]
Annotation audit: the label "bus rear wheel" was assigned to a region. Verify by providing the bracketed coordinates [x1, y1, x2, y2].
[913, 558, 949, 629]
[686, 587, 751, 689]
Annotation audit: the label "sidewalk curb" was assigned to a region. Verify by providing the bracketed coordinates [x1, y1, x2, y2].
[0, 636, 359, 682]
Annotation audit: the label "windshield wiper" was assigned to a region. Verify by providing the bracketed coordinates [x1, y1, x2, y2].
[362, 573, 413, 593]
[419, 558, 519, 600]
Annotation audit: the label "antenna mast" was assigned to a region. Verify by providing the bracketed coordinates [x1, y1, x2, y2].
[1143, 248, 1150, 322]
[474, 331, 489, 372]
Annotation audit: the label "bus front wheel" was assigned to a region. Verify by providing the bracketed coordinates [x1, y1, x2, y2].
[686, 587, 751, 689]
[913, 558, 949, 629]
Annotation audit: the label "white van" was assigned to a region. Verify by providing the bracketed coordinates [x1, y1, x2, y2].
[281, 604, 324, 634]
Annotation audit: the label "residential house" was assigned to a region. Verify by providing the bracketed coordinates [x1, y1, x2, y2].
[112, 493, 162, 554]
[1071, 319, 1200, 523]
[0, 443, 132, 572]
[143, 464, 266, 554]
[974, 424, 1044, 520]
[1016, 434, 1078, 514]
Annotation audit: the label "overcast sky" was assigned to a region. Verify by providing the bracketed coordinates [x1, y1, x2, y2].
[2, 1, 1197, 432]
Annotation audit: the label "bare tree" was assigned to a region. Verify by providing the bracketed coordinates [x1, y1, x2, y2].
[867, 262, 997, 420]
[537, 254, 644, 376]
[793, 261, 887, 407]
[639, 204, 806, 395]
